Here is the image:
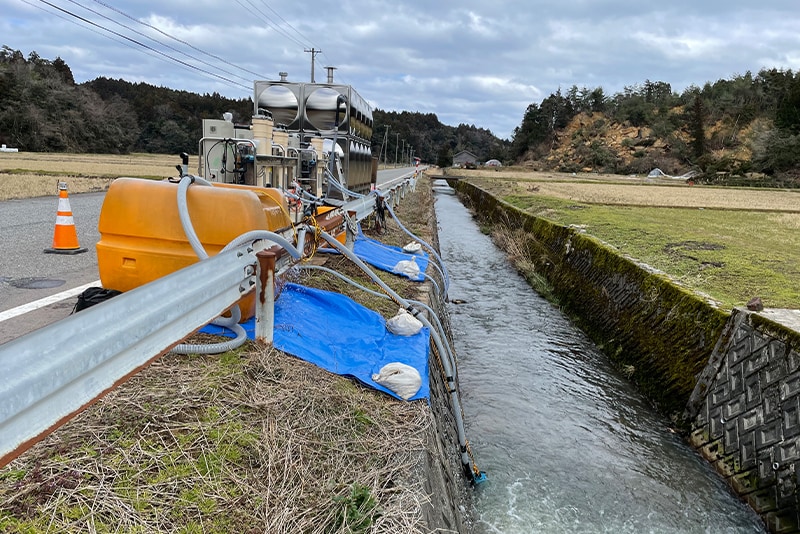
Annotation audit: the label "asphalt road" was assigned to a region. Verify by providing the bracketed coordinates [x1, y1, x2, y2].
[0, 192, 105, 344]
[0, 167, 419, 344]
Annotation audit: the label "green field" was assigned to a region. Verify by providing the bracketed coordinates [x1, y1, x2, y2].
[461, 172, 800, 310]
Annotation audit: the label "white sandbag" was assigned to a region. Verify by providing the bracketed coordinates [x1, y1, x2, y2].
[386, 308, 423, 336]
[372, 362, 422, 400]
[403, 241, 422, 254]
[393, 256, 420, 277]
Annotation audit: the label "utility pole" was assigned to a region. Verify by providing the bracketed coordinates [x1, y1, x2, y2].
[395, 133, 400, 166]
[381, 126, 390, 166]
[401, 140, 406, 165]
[304, 48, 322, 83]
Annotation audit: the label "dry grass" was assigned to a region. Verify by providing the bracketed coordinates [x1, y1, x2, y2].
[0, 152, 197, 200]
[443, 169, 800, 212]
[447, 167, 638, 182]
[0, 152, 191, 176]
[0, 345, 431, 533]
[0, 174, 116, 200]
[516, 181, 800, 212]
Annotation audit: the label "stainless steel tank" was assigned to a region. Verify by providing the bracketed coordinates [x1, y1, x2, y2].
[254, 80, 375, 195]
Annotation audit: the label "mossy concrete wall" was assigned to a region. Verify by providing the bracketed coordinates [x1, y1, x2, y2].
[452, 178, 800, 532]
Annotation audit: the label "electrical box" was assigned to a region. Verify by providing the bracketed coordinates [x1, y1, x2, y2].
[201, 119, 236, 182]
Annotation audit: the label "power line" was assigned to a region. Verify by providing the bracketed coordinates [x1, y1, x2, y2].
[18, 0, 185, 74]
[256, 0, 321, 51]
[35, 0, 251, 91]
[62, 0, 254, 86]
[235, 0, 308, 49]
[246, 0, 350, 87]
[88, 0, 270, 81]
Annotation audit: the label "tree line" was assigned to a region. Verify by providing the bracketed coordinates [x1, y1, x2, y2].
[0, 46, 251, 154]
[0, 46, 502, 166]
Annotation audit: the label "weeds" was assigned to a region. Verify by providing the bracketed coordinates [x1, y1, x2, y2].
[331, 483, 380, 533]
[488, 221, 558, 303]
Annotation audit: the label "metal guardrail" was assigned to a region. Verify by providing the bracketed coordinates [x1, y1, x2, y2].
[0, 244, 257, 466]
[378, 168, 422, 193]
[0, 172, 420, 467]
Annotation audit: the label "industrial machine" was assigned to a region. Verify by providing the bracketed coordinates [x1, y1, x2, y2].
[198, 73, 377, 200]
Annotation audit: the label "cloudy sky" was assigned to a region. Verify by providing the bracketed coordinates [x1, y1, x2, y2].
[3, 0, 800, 139]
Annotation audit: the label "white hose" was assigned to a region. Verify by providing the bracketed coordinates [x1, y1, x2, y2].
[171, 175, 247, 354]
[384, 201, 450, 294]
[295, 264, 457, 377]
[349, 224, 446, 292]
[222, 230, 302, 259]
[177, 175, 213, 260]
[319, 231, 477, 479]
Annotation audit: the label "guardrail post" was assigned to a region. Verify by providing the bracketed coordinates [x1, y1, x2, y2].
[256, 250, 276, 345]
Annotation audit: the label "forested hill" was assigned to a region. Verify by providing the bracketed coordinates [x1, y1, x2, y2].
[509, 73, 800, 183]
[371, 109, 507, 168]
[0, 46, 504, 164]
[84, 77, 252, 154]
[0, 46, 251, 154]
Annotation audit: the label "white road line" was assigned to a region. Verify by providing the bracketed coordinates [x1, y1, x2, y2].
[0, 280, 101, 323]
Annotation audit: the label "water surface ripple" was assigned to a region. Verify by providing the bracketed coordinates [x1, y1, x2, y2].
[433, 183, 765, 533]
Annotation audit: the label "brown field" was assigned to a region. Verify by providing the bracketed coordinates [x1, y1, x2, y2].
[515, 181, 800, 212]
[448, 168, 800, 212]
[0, 152, 198, 200]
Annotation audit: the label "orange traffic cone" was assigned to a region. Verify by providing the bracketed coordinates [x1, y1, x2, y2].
[44, 182, 87, 255]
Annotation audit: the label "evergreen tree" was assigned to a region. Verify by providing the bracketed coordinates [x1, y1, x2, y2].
[690, 94, 706, 160]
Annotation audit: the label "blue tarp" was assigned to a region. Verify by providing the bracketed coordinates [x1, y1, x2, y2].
[318, 228, 430, 281]
[351, 235, 430, 282]
[201, 283, 430, 400]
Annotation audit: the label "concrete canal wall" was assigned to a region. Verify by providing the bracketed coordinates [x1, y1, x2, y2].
[688, 308, 800, 533]
[452, 178, 800, 533]
[405, 182, 472, 531]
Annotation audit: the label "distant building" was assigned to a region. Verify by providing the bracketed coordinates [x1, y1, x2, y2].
[452, 150, 478, 167]
[485, 159, 502, 167]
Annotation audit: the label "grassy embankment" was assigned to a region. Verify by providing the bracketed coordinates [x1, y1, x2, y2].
[448, 168, 800, 311]
[0, 152, 445, 533]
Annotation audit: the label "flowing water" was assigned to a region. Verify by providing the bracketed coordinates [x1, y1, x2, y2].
[432, 182, 766, 533]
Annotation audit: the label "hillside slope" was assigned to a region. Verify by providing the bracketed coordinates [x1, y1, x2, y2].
[522, 111, 773, 180]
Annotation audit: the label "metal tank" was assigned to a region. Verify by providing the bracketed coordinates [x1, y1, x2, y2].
[254, 78, 375, 197]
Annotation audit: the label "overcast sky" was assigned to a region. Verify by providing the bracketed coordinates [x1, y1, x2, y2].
[3, 0, 800, 139]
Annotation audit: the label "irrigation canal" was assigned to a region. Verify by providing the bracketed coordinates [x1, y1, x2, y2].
[432, 181, 766, 533]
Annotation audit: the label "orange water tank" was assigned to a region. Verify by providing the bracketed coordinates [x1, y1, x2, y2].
[97, 178, 293, 320]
